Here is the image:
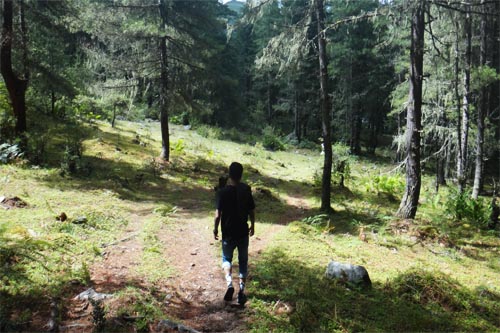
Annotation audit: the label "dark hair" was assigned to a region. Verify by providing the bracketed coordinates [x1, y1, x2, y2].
[229, 162, 243, 181]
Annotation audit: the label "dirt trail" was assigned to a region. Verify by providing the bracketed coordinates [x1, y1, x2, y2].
[61, 193, 307, 332]
[159, 205, 285, 332]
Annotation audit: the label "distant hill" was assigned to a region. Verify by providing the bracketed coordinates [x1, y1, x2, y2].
[225, 0, 245, 16]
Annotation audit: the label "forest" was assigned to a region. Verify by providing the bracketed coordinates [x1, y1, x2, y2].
[1, 0, 499, 332]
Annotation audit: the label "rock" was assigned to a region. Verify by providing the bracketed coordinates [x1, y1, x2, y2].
[0, 196, 28, 209]
[74, 288, 113, 301]
[72, 216, 88, 224]
[325, 261, 372, 288]
[157, 319, 200, 333]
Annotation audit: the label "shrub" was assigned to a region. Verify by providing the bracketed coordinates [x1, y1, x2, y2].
[170, 112, 190, 125]
[171, 139, 185, 154]
[196, 125, 222, 139]
[60, 138, 89, 175]
[224, 127, 245, 142]
[365, 174, 405, 199]
[26, 133, 49, 165]
[297, 139, 318, 151]
[261, 126, 285, 151]
[445, 189, 491, 227]
[0, 143, 23, 163]
[332, 143, 353, 187]
[0, 81, 15, 139]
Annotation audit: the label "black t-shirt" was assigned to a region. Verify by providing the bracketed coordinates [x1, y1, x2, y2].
[216, 182, 255, 240]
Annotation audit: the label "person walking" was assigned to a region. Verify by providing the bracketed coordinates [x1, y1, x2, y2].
[213, 162, 255, 305]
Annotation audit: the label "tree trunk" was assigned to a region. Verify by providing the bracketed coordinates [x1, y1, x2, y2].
[351, 111, 361, 155]
[51, 90, 56, 115]
[159, 1, 170, 161]
[294, 82, 301, 142]
[112, 105, 116, 128]
[267, 73, 272, 121]
[397, 1, 425, 219]
[454, 19, 463, 191]
[315, 0, 333, 213]
[472, 0, 487, 199]
[458, 5, 472, 193]
[1, 0, 29, 135]
[435, 70, 446, 189]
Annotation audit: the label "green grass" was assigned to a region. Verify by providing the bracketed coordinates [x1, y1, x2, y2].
[1, 119, 499, 331]
[135, 216, 173, 284]
[248, 224, 500, 332]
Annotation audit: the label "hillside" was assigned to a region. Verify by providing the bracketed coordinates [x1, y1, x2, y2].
[0, 120, 499, 332]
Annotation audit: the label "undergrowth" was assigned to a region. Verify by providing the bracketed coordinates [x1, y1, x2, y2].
[249, 231, 500, 332]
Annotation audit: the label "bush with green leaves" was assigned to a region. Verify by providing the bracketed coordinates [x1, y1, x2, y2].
[0, 82, 15, 139]
[297, 139, 318, 151]
[170, 112, 190, 125]
[196, 124, 222, 139]
[332, 143, 353, 187]
[26, 133, 49, 165]
[0, 143, 24, 163]
[261, 126, 285, 151]
[224, 127, 246, 142]
[72, 95, 104, 122]
[445, 189, 491, 227]
[61, 138, 88, 175]
[171, 139, 185, 154]
[365, 174, 405, 199]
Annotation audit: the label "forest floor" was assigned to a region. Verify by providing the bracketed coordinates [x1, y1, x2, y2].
[1, 120, 499, 332]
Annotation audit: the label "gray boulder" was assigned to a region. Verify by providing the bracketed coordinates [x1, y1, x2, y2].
[157, 319, 200, 333]
[325, 261, 371, 288]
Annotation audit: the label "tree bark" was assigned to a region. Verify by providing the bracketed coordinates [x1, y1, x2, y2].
[267, 73, 272, 121]
[351, 111, 361, 155]
[159, 0, 170, 161]
[1, 0, 29, 135]
[458, 5, 472, 193]
[294, 82, 301, 142]
[453, 18, 463, 189]
[472, 0, 487, 199]
[397, 1, 425, 219]
[435, 70, 446, 189]
[315, 0, 333, 213]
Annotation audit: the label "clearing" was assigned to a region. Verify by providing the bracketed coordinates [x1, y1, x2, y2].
[1, 120, 499, 332]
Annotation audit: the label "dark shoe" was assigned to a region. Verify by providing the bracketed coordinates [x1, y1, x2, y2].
[224, 286, 234, 301]
[237, 291, 247, 305]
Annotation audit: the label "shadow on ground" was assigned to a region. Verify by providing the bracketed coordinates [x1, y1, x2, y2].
[247, 248, 500, 332]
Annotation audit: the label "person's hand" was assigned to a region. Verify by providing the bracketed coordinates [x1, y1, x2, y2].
[249, 225, 255, 237]
[213, 230, 219, 240]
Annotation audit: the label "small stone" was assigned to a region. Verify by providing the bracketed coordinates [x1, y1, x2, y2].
[72, 216, 88, 224]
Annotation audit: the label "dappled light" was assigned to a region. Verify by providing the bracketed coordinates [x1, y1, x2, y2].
[2, 0, 500, 331]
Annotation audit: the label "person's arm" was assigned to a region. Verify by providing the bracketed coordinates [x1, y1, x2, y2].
[249, 209, 255, 236]
[214, 209, 221, 240]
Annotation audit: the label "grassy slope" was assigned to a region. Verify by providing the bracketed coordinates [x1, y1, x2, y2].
[1, 119, 499, 332]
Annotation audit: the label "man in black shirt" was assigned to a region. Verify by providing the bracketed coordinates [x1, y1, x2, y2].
[214, 162, 255, 305]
